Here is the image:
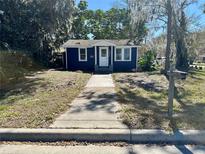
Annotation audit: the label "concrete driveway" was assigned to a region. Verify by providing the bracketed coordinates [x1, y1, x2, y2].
[50, 74, 127, 129]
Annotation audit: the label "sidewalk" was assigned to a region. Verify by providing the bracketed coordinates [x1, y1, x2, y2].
[50, 74, 127, 129]
[0, 144, 205, 154]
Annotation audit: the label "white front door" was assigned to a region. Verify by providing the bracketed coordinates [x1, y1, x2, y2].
[99, 47, 109, 67]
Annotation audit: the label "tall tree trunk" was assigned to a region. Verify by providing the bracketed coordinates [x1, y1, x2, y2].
[165, 0, 172, 73]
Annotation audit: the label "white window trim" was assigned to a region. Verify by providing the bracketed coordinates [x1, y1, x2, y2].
[78, 48, 87, 61]
[123, 47, 132, 61]
[115, 47, 123, 61]
[114, 47, 132, 61]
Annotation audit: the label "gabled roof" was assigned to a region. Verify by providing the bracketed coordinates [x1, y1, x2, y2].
[62, 39, 138, 48]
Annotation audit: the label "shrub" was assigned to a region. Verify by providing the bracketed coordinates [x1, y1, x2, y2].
[138, 50, 156, 71]
[0, 50, 43, 89]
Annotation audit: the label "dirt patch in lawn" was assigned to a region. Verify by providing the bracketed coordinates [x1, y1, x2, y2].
[113, 70, 205, 130]
[0, 70, 91, 128]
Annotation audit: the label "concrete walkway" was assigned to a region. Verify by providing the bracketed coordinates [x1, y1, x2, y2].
[1, 144, 205, 154]
[50, 74, 127, 129]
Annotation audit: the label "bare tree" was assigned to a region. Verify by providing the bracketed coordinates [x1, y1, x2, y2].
[128, 0, 199, 72]
[127, 0, 173, 73]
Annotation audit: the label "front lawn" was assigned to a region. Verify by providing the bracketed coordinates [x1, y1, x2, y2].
[113, 70, 205, 130]
[0, 70, 90, 128]
[0, 51, 90, 128]
[0, 51, 91, 128]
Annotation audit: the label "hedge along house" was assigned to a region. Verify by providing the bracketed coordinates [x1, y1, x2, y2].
[62, 39, 139, 73]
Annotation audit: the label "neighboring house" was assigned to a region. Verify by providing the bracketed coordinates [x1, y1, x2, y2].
[198, 54, 205, 63]
[62, 39, 139, 72]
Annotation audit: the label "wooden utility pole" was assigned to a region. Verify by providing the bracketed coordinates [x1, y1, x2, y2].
[165, 0, 172, 73]
[167, 63, 187, 117]
[168, 64, 175, 117]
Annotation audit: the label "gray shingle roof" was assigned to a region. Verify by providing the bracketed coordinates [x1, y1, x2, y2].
[62, 39, 136, 48]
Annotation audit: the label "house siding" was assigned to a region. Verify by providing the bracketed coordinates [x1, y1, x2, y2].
[113, 47, 137, 72]
[65, 46, 138, 72]
[66, 47, 95, 72]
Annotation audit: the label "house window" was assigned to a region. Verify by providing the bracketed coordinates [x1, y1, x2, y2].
[124, 48, 131, 61]
[115, 47, 131, 61]
[116, 48, 123, 61]
[79, 48, 87, 61]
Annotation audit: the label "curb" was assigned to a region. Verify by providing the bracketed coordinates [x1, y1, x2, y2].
[131, 129, 205, 144]
[0, 128, 205, 145]
[0, 129, 130, 142]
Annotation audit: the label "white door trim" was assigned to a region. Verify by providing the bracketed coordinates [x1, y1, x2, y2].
[99, 47, 109, 67]
[95, 46, 97, 65]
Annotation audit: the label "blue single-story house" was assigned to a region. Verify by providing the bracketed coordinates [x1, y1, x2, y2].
[62, 39, 139, 72]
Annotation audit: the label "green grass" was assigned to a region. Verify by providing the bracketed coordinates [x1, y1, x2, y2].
[113, 70, 205, 130]
[0, 51, 91, 128]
